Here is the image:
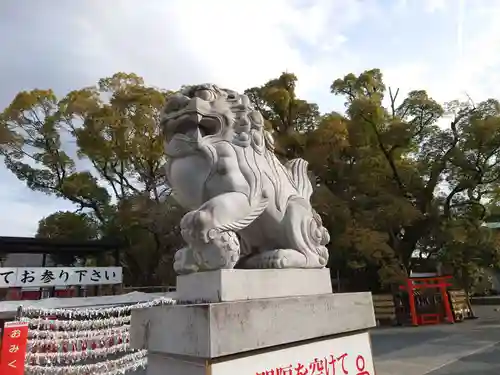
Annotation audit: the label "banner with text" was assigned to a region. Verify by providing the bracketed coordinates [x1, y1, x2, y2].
[0, 267, 122, 288]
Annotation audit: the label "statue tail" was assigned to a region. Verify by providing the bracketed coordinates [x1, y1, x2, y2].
[285, 158, 314, 201]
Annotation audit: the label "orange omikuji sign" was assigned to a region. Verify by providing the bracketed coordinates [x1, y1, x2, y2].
[0, 321, 29, 375]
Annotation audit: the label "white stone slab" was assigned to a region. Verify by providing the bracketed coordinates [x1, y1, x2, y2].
[175, 268, 332, 303]
[211, 331, 375, 375]
[131, 292, 375, 358]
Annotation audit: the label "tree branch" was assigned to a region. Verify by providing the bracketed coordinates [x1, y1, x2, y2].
[389, 87, 400, 117]
[423, 108, 474, 207]
[359, 112, 407, 194]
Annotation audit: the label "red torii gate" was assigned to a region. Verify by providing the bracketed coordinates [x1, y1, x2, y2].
[399, 275, 454, 326]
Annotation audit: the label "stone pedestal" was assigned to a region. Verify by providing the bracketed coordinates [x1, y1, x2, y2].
[130, 269, 377, 375]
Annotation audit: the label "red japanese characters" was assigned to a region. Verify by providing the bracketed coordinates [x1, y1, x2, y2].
[355, 355, 370, 375]
[256, 352, 372, 375]
[0, 321, 29, 375]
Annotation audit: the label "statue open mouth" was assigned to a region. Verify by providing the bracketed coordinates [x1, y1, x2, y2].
[163, 111, 223, 158]
[164, 112, 222, 143]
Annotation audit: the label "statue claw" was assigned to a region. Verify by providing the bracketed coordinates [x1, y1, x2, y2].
[173, 247, 199, 274]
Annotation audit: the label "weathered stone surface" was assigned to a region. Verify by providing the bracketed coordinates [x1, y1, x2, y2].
[130, 292, 375, 358]
[146, 354, 206, 375]
[176, 268, 332, 303]
[160, 84, 330, 274]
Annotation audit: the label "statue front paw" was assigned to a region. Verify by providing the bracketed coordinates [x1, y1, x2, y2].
[180, 210, 214, 244]
[173, 231, 241, 274]
[193, 230, 241, 271]
[173, 247, 200, 274]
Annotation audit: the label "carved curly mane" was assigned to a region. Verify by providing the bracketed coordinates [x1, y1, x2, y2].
[161, 84, 329, 273]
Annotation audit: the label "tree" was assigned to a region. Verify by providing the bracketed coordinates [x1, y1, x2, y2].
[0, 73, 184, 286]
[436, 218, 500, 318]
[326, 69, 500, 284]
[0, 121, 14, 150]
[247, 71, 414, 288]
[439, 219, 500, 290]
[36, 211, 99, 266]
[245, 72, 320, 159]
[4, 69, 500, 292]
[248, 69, 500, 290]
[103, 195, 185, 286]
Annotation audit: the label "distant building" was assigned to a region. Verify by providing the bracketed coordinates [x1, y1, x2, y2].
[3, 253, 50, 267]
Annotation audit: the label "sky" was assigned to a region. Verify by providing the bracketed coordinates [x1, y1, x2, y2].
[0, 0, 499, 236]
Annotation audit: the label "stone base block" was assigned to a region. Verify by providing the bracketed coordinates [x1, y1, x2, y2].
[130, 292, 375, 358]
[146, 330, 376, 375]
[175, 268, 333, 303]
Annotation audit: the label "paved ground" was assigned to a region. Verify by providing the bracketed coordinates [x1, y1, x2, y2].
[372, 306, 500, 375]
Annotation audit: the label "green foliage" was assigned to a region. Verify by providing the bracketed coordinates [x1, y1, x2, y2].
[0, 73, 183, 287]
[36, 211, 99, 266]
[3, 69, 500, 291]
[102, 194, 185, 286]
[437, 219, 500, 293]
[249, 69, 500, 290]
[245, 72, 320, 159]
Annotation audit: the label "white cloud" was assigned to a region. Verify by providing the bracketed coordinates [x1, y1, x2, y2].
[423, 0, 449, 13]
[0, 169, 75, 236]
[0, 0, 368, 235]
[383, 0, 500, 105]
[383, 63, 430, 96]
[2, 0, 500, 236]
[62, 0, 374, 105]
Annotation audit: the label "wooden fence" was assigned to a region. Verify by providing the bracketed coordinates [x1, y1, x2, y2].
[448, 290, 472, 321]
[372, 293, 397, 326]
[372, 289, 472, 326]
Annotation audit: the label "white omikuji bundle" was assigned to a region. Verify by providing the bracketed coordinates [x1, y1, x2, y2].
[29, 325, 130, 340]
[25, 315, 131, 331]
[20, 296, 176, 318]
[21, 297, 176, 375]
[26, 350, 148, 375]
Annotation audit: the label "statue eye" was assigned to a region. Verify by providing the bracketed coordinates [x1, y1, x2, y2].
[195, 89, 215, 101]
[164, 94, 190, 113]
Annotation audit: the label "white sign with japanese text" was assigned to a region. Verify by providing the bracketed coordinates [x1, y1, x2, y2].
[211, 331, 375, 375]
[0, 267, 122, 288]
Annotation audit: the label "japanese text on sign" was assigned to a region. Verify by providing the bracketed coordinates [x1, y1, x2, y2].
[0, 321, 29, 375]
[210, 331, 375, 375]
[0, 267, 122, 288]
[255, 352, 371, 375]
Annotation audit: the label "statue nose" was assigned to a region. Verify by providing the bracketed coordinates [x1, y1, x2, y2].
[187, 97, 211, 114]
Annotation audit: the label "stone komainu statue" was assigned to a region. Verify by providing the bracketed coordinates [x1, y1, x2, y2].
[161, 84, 330, 274]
